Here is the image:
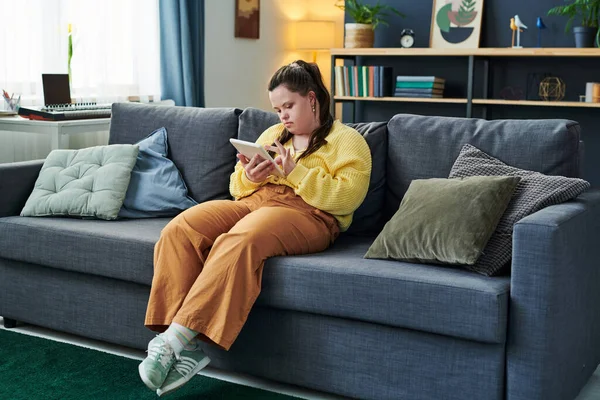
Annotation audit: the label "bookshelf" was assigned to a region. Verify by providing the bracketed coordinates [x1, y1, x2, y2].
[330, 47, 600, 121]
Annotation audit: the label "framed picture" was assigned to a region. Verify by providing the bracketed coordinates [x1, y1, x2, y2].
[235, 0, 260, 39]
[430, 0, 484, 49]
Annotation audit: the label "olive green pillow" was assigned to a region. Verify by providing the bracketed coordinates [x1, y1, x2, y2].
[364, 176, 520, 267]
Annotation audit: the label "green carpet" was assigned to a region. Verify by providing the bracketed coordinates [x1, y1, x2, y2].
[0, 329, 299, 400]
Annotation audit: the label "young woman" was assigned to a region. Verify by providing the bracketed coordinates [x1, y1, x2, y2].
[139, 60, 372, 396]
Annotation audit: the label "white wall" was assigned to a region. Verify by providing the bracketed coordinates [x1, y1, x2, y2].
[204, 0, 344, 111]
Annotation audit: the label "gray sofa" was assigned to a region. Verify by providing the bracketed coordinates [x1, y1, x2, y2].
[1, 103, 599, 400]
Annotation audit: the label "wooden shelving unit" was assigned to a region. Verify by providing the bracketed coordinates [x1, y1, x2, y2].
[331, 48, 600, 57]
[472, 99, 600, 107]
[330, 48, 600, 121]
[334, 96, 468, 104]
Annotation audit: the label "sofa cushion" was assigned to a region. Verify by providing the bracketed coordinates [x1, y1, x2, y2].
[237, 107, 280, 142]
[0, 216, 167, 285]
[365, 176, 520, 267]
[20, 145, 138, 220]
[449, 144, 591, 276]
[259, 235, 510, 344]
[109, 103, 241, 203]
[118, 127, 197, 218]
[385, 114, 582, 220]
[0, 216, 509, 343]
[238, 108, 388, 235]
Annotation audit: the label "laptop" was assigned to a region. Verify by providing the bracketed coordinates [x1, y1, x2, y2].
[42, 74, 71, 106]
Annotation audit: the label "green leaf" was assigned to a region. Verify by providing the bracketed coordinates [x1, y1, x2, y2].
[546, 0, 600, 32]
[436, 3, 453, 32]
[337, 0, 405, 26]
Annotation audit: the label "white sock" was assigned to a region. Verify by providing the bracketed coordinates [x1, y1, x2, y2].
[163, 322, 198, 356]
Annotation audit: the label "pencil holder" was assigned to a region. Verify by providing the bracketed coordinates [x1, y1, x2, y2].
[3, 95, 20, 112]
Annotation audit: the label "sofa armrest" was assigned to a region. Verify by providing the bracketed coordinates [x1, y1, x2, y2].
[507, 189, 600, 400]
[0, 160, 43, 217]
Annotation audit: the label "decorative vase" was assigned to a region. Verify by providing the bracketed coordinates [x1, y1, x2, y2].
[573, 27, 597, 48]
[344, 23, 374, 48]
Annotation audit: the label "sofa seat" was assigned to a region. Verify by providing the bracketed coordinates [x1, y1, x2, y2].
[260, 235, 510, 344]
[0, 216, 510, 344]
[0, 216, 169, 285]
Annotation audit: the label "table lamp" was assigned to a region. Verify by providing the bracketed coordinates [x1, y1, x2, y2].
[295, 21, 335, 63]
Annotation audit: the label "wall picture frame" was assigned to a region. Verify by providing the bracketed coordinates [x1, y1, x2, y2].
[235, 0, 260, 39]
[430, 0, 484, 49]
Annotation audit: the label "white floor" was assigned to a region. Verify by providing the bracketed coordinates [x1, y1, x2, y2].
[0, 317, 344, 400]
[1, 316, 599, 400]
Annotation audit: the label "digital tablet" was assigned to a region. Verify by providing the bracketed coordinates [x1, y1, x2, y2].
[230, 138, 284, 177]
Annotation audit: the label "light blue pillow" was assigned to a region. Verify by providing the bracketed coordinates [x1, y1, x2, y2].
[118, 127, 197, 218]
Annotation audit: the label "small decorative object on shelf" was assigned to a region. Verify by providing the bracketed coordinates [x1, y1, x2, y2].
[547, 0, 600, 48]
[536, 17, 547, 48]
[400, 29, 415, 48]
[336, 0, 404, 48]
[526, 72, 551, 100]
[585, 82, 600, 102]
[499, 86, 524, 100]
[512, 15, 527, 48]
[539, 77, 566, 101]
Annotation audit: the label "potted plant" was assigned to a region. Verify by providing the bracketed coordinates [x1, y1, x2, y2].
[335, 0, 405, 48]
[547, 0, 600, 48]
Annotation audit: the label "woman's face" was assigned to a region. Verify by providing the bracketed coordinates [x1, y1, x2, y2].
[269, 85, 316, 136]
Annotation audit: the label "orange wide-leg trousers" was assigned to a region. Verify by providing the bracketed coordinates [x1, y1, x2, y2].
[144, 184, 339, 350]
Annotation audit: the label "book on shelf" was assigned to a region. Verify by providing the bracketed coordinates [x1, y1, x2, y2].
[334, 66, 344, 97]
[395, 76, 446, 83]
[334, 65, 393, 97]
[395, 81, 445, 89]
[378, 66, 393, 97]
[394, 88, 444, 95]
[393, 92, 444, 98]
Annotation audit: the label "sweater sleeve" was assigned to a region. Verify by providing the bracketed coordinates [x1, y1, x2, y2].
[229, 124, 284, 200]
[285, 131, 372, 216]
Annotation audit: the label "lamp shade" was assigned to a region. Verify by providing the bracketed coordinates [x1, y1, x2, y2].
[295, 21, 335, 50]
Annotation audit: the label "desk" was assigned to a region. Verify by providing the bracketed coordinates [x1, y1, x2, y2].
[0, 117, 111, 150]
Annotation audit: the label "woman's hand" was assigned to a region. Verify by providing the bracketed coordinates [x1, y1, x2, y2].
[266, 139, 296, 176]
[238, 153, 276, 183]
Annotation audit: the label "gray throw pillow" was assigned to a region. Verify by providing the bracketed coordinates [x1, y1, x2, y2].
[364, 176, 521, 266]
[449, 143, 591, 276]
[21, 144, 139, 220]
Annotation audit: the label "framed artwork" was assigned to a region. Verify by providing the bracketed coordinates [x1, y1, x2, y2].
[235, 0, 260, 39]
[430, 0, 484, 49]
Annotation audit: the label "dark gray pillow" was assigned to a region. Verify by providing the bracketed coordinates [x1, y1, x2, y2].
[237, 108, 388, 235]
[449, 144, 591, 276]
[237, 107, 280, 142]
[345, 122, 387, 236]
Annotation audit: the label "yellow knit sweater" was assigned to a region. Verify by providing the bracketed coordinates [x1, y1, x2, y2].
[229, 120, 372, 232]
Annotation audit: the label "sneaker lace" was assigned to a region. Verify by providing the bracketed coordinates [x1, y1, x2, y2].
[147, 337, 174, 369]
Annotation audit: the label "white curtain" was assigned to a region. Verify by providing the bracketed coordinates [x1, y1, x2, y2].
[0, 0, 161, 107]
[0, 0, 160, 163]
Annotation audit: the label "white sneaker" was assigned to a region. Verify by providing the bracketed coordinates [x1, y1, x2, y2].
[156, 348, 211, 397]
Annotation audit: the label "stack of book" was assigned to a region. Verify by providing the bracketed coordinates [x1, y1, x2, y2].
[334, 65, 394, 98]
[394, 76, 445, 98]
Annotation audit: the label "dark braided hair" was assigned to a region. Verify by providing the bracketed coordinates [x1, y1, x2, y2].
[267, 60, 334, 161]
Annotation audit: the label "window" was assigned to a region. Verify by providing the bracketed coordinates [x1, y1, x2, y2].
[0, 0, 160, 106]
